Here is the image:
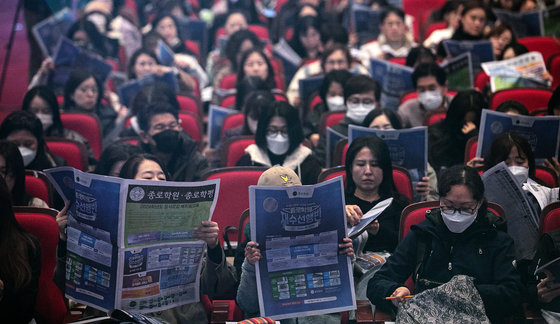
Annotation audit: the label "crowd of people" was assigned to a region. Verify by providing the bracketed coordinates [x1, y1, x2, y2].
[2, 0, 560, 322]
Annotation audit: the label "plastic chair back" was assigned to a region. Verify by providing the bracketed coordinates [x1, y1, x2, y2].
[220, 136, 256, 167]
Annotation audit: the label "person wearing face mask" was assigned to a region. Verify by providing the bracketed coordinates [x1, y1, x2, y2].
[313, 75, 381, 167]
[0, 141, 48, 207]
[0, 111, 65, 171]
[304, 70, 352, 144]
[398, 63, 453, 128]
[22, 86, 96, 166]
[484, 132, 559, 215]
[137, 102, 208, 182]
[237, 101, 322, 185]
[368, 165, 523, 322]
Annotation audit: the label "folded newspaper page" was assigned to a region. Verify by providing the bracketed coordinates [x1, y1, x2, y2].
[481, 51, 550, 92]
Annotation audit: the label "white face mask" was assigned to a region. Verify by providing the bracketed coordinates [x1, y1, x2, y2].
[346, 103, 376, 124]
[266, 133, 290, 155]
[327, 96, 346, 112]
[36, 113, 53, 130]
[18, 146, 37, 167]
[247, 117, 258, 134]
[508, 166, 529, 184]
[441, 209, 478, 233]
[418, 90, 443, 111]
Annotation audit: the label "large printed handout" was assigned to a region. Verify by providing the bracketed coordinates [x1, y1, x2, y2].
[32, 8, 75, 57]
[442, 40, 494, 73]
[348, 125, 427, 200]
[118, 72, 178, 107]
[476, 110, 560, 165]
[250, 178, 356, 320]
[369, 58, 414, 110]
[351, 5, 381, 45]
[45, 167, 220, 313]
[481, 162, 539, 260]
[493, 9, 544, 38]
[207, 105, 238, 148]
[273, 38, 302, 84]
[326, 127, 347, 168]
[51, 37, 113, 88]
[481, 52, 550, 92]
[440, 52, 473, 91]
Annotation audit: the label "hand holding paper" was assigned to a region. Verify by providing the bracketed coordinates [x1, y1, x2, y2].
[347, 198, 393, 238]
[345, 204, 363, 226]
[245, 241, 261, 265]
[194, 220, 220, 249]
[338, 237, 354, 259]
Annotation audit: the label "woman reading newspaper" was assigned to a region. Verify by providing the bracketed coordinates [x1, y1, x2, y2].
[54, 154, 237, 323]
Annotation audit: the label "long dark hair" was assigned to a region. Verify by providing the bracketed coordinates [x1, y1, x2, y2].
[255, 101, 304, 156]
[127, 49, 159, 79]
[22, 86, 64, 135]
[0, 111, 53, 170]
[236, 49, 276, 90]
[118, 153, 169, 180]
[225, 29, 262, 72]
[289, 15, 322, 59]
[345, 135, 395, 199]
[483, 132, 536, 180]
[443, 90, 485, 135]
[235, 76, 271, 111]
[67, 18, 107, 57]
[0, 141, 27, 205]
[94, 143, 143, 176]
[63, 69, 103, 111]
[0, 176, 38, 292]
[241, 90, 275, 134]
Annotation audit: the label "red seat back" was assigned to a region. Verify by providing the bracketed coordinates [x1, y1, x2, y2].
[393, 166, 414, 202]
[179, 112, 203, 143]
[25, 170, 53, 206]
[464, 136, 478, 163]
[399, 201, 439, 241]
[201, 167, 267, 244]
[220, 95, 236, 108]
[491, 88, 553, 113]
[518, 37, 560, 64]
[474, 71, 490, 91]
[221, 113, 245, 138]
[423, 111, 446, 126]
[540, 202, 560, 234]
[317, 166, 347, 187]
[535, 165, 559, 188]
[14, 207, 66, 324]
[319, 111, 346, 133]
[46, 137, 89, 171]
[177, 95, 200, 117]
[389, 57, 407, 65]
[549, 53, 560, 90]
[220, 136, 256, 167]
[60, 113, 103, 159]
[185, 40, 200, 61]
[220, 74, 237, 90]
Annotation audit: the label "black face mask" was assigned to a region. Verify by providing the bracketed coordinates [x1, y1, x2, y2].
[152, 129, 181, 153]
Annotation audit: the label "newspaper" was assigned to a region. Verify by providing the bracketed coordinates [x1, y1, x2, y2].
[481, 162, 539, 260]
[250, 178, 356, 319]
[45, 167, 220, 313]
[439, 52, 473, 91]
[493, 8, 544, 38]
[347, 197, 393, 238]
[326, 127, 347, 168]
[481, 51, 550, 92]
[32, 8, 75, 58]
[476, 110, 560, 165]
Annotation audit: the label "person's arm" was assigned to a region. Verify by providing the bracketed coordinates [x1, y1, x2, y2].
[474, 233, 523, 319]
[367, 230, 418, 313]
[236, 242, 261, 317]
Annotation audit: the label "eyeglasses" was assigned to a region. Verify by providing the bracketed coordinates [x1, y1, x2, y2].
[152, 120, 180, 132]
[440, 201, 479, 214]
[266, 127, 288, 136]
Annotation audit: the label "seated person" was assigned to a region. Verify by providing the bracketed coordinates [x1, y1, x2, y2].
[486, 23, 515, 60]
[237, 101, 322, 185]
[55, 154, 236, 322]
[236, 166, 354, 319]
[484, 132, 559, 215]
[0, 111, 65, 170]
[314, 74, 381, 167]
[368, 165, 523, 322]
[428, 90, 485, 175]
[304, 69, 352, 143]
[93, 142, 142, 176]
[0, 176, 41, 323]
[344, 136, 410, 254]
[423, 1, 463, 50]
[236, 49, 278, 95]
[358, 6, 416, 69]
[0, 141, 48, 207]
[405, 46, 436, 68]
[137, 102, 208, 181]
[397, 63, 452, 128]
[288, 15, 324, 62]
[286, 43, 369, 106]
[22, 86, 96, 166]
[495, 100, 529, 116]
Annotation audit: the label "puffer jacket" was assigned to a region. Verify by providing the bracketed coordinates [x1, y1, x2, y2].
[367, 207, 523, 323]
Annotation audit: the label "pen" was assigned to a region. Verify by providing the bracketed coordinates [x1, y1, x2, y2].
[385, 295, 413, 300]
